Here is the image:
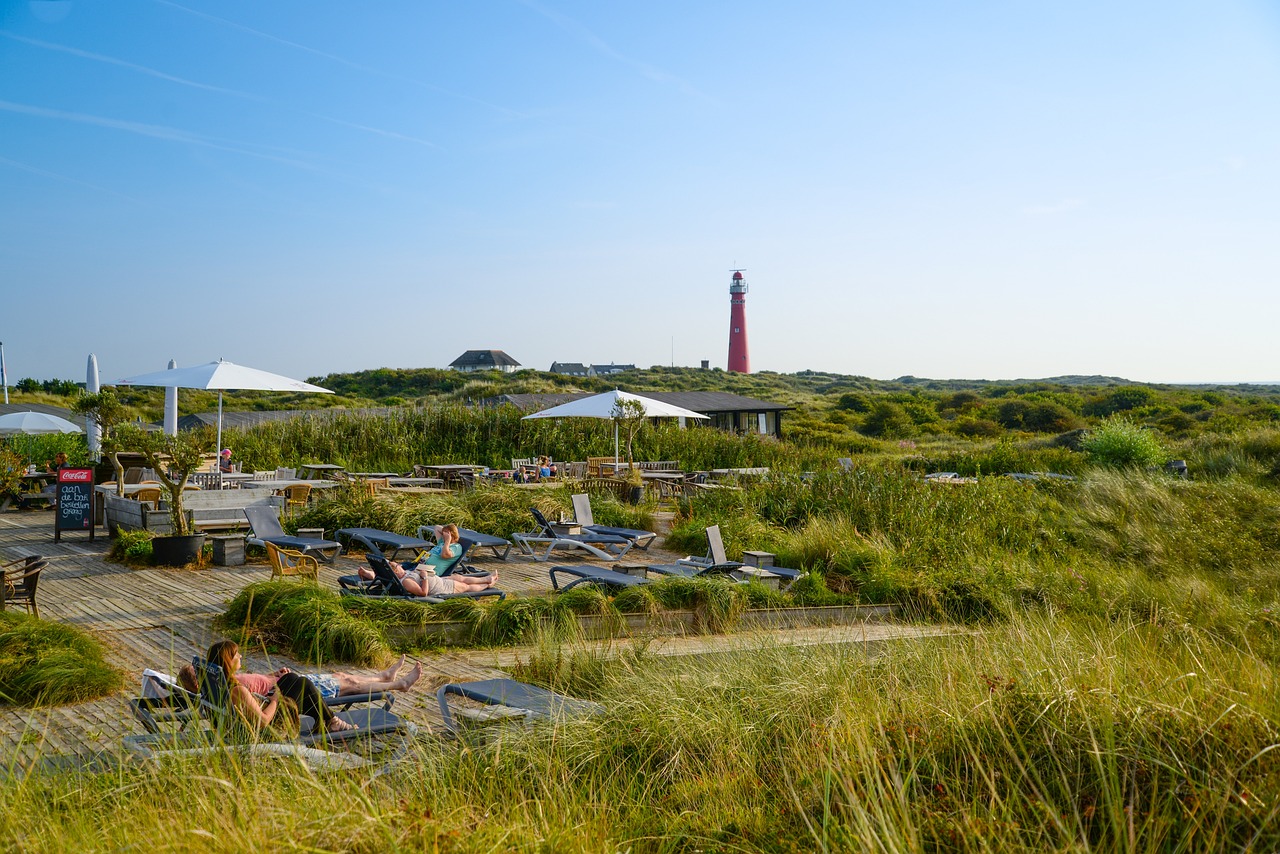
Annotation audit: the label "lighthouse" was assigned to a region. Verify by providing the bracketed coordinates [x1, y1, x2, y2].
[727, 269, 750, 373]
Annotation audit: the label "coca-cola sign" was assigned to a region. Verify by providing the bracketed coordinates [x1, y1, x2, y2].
[59, 468, 93, 483]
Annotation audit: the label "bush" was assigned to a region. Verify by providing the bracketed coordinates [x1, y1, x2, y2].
[110, 530, 155, 562]
[1081, 416, 1166, 469]
[0, 612, 123, 706]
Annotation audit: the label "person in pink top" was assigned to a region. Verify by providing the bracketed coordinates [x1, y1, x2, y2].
[181, 650, 421, 706]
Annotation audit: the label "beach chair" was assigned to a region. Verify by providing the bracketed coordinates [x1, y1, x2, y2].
[671, 525, 803, 588]
[548, 564, 651, 592]
[336, 527, 434, 560]
[129, 670, 203, 734]
[570, 494, 658, 550]
[512, 508, 633, 563]
[124, 658, 417, 773]
[437, 678, 604, 735]
[1, 555, 46, 617]
[336, 549, 504, 603]
[265, 543, 319, 582]
[418, 525, 512, 560]
[244, 504, 343, 564]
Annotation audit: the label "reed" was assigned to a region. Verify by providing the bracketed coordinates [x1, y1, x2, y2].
[6, 614, 1278, 851]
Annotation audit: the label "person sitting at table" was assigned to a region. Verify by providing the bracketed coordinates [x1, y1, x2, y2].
[45, 452, 69, 474]
[218, 448, 234, 473]
[538, 455, 557, 479]
[356, 523, 498, 596]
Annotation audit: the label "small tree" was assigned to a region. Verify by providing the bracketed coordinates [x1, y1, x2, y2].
[610, 398, 648, 476]
[74, 390, 129, 496]
[113, 425, 211, 536]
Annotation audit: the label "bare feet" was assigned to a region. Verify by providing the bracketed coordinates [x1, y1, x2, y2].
[379, 654, 405, 682]
[485, 572, 498, 588]
[393, 661, 423, 691]
[327, 716, 358, 733]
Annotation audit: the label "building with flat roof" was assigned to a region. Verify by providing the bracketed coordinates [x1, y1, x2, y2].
[483, 390, 791, 438]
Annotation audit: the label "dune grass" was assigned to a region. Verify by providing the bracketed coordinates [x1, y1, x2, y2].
[0, 612, 122, 706]
[4, 614, 1278, 851]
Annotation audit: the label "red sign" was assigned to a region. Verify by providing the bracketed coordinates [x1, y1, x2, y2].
[59, 468, 94, 483]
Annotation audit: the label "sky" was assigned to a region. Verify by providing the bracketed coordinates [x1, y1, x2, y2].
[2, 0, 1279, 387]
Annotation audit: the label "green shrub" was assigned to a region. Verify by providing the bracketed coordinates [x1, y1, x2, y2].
[1081, 416, 1166, 469]
[110, 529, 155, 562]
[0, 612, 123, 706]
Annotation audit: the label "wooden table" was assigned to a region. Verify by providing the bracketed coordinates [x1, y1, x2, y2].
[347, 471, 401, 479]
[386, 477, 445, 488]
[241, 479, 339, 491]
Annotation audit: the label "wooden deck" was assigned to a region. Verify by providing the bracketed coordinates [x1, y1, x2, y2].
[0, 508, 949, 770]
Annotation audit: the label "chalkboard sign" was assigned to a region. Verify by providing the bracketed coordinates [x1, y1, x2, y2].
[55, 468, 95, 542]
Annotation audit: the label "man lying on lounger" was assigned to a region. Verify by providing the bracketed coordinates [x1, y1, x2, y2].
[356, 523, 499, 597]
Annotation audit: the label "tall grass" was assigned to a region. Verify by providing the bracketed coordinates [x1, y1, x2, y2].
[0, 612, 122, 706]
[5, 614, 1278, 851]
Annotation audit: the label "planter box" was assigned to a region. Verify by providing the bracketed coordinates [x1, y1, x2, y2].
[211, 534, 247, 566]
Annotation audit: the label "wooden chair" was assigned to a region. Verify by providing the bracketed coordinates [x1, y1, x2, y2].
[284, 483, 311, 513]
[133, 487, 163, 504]
[2, 555, 47, 617]
[586, 456, 613, 477]
[265, 543, 319, 582]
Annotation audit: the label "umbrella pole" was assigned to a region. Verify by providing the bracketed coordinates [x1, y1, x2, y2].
[216, 391, 223, 457]
[614, 423, 619, 464]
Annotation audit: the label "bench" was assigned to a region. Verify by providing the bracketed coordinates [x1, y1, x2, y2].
[105, 491, 284, 534]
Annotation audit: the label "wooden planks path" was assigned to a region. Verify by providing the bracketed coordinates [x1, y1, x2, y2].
[0, 508, 950, 770]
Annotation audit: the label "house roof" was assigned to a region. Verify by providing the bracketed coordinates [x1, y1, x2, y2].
[0, 403, 77, 419]
[549, 362, 589, 373]
[449, 349, 520, 369]
[483, 391, 790, 414]
[590, 364, 635, 373]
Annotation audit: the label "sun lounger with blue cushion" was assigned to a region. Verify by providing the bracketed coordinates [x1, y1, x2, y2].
[337, 547, 504, 603]
[244, 505, 343, 564]
[669, 524, 802, 588]
[513, 508, 633, 562]
[336, 527, 434, 560]
[548, 564, 651, 592]
[437, 678, 604, 734]
[417, 525, 513, 561]
[570, 494, 658, 550]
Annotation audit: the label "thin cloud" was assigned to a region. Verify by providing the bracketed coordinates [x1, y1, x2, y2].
[515, 0, 714, 103]
[1, 29, 439, 149]
[152, 0, 526, 118]
[0, 154, 145, 203]
[0, 30, 256, 98]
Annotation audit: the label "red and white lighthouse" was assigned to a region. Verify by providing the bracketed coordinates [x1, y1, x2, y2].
[727, 269, 750, 374]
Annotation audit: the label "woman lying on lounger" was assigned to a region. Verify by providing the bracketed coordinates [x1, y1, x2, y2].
[179, 652, 422, 704]
[198, 640, 385, 733]
[356, 522, 499, 597]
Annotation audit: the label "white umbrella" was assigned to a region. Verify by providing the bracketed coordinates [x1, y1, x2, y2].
[522, 389, 707, 463]
[0, 411, 84, 435]
[117, 358, 333, 453]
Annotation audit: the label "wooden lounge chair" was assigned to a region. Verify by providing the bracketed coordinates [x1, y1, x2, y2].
[570, 494, 658, 550]
[512, 508, 633, 563]
[244, 505, 343, 564]
[437, 678, 603, 735]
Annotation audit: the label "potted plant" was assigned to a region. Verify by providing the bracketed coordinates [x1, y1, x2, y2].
[112, 423, 212, 566]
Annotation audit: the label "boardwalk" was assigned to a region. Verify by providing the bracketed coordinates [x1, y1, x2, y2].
[0, 509, 950, 769]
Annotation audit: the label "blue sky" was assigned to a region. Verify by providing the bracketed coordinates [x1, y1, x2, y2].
[2, 0, 1278, 386]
